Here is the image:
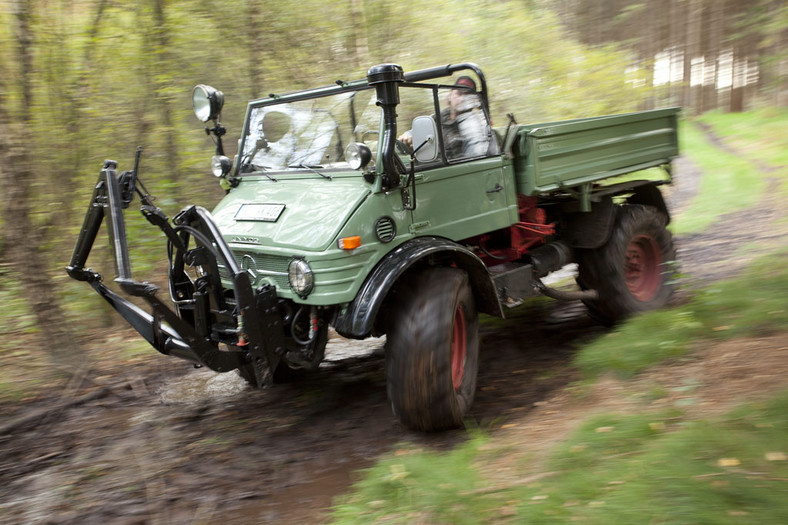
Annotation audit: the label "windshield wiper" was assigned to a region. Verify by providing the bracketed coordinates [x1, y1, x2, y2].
[258, 170, 278, 182]
[289, 162, 332, 180]
[240, 159, 278, 181]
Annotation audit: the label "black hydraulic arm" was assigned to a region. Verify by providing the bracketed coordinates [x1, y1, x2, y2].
[65, 160, 258, 374]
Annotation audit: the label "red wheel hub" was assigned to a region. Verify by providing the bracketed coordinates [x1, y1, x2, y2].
[451, 306, 467, 391]
[624, 234, 662, 301]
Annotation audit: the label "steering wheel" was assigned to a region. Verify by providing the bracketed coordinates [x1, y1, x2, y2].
[395, 139, 413, 156]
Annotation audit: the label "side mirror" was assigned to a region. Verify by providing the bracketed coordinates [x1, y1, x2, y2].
[411, 116, 438, 163]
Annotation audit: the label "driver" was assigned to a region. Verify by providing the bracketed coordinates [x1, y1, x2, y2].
[399, 76, 491, 159]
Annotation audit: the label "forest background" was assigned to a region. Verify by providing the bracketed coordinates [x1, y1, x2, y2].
[0, 0, 786, 371]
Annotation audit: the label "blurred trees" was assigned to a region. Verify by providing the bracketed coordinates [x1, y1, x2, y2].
[0, 0, 81, 371]
[553, 0, 788, 112]
[0, 0, 784, 365]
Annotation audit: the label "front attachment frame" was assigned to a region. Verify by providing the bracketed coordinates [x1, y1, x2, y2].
[66, 160, 284, 385]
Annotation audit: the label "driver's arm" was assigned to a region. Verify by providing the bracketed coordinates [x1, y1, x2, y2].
[398, 130, 413, 148]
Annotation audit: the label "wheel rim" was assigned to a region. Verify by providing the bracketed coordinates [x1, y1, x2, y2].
[451, 306, 467, 391]
[624, 234, 662, 301]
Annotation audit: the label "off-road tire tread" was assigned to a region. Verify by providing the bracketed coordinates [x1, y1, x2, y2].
[577, 204, 676, 324]
[385, 267, 479, 431]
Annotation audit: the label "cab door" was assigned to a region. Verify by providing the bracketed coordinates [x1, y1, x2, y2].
[409, 156, 512, 241]
[395, 81, 514, 240]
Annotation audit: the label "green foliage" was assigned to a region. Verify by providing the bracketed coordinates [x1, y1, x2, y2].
[405, 2, 646, 122]
[0, 268, 38, 335]
[574, 249, 788, 380]
[0, 0, 660, 342]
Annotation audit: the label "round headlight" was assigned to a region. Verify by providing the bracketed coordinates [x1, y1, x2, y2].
[344, 142, 372, 170]
[211, 155, 232, 177]
[192, 84, 224, 122]
[288, 258, 314, 297]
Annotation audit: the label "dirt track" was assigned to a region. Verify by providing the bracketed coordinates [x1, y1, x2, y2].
[0, 300, 600, 524]
[1, 139, 785, 523]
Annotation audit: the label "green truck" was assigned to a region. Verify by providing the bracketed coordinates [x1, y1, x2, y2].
[68, 63, 679, 431]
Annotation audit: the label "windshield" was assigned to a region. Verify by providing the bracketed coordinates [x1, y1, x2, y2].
[238, 91, 381, 173]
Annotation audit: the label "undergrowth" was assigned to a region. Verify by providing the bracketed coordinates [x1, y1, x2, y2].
[573, 248, 788, 380]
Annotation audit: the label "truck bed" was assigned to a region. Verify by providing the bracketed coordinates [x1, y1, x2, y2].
[511, 108, 680, 196]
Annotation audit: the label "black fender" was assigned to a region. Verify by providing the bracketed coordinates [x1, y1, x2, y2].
[626, 182, 671, 224]
[588, 180, 671, 226]
[566, 181, 671, 250]
[333, 236, 503, 339]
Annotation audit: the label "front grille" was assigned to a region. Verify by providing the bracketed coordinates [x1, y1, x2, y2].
[218, 251, 291, 289]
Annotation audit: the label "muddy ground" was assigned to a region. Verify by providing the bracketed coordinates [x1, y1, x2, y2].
[1, 138, 786, 523]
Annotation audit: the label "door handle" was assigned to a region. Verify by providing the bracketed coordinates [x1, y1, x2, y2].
[486, 183, 503, 194]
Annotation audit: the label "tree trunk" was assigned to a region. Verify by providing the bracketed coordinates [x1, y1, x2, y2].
[0, 0, 82, 374]
[349, 0, 369, 69]
[151, 0, 182, 200]
[64, 0, 108, 211]
[688, 0, 704, 114]
[730, 55, 745, 112]
[247, 0, 265, 99]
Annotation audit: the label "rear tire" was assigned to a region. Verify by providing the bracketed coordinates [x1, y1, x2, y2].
[577, 204, 676, 324]
[385, 267, 479, 431]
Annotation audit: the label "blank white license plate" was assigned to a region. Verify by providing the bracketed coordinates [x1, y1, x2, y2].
[234, 203, 286, 222]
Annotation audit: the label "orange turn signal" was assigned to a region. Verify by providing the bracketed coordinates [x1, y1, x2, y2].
[338, 236, 362, 250]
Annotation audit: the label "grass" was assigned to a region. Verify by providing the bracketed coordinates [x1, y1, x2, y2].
[698, 107, 788, 171]
[332, 435, 493, 524]
[697, 108, 788, 202]
[516, 393, 788, 524]
[331, 245, 788, 523]
[331, 392, 788, 524]
[573, 248, 788, 380]
[671, 120, 767, 235]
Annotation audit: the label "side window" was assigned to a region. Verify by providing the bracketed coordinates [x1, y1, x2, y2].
[397, 79, 499, 168]
[437, 84, 498, 161]
[396, 87, 437, 163]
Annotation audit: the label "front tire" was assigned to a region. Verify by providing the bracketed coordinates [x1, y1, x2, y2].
[385, 267, 479, 431]
[577, 204, 676, 324]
